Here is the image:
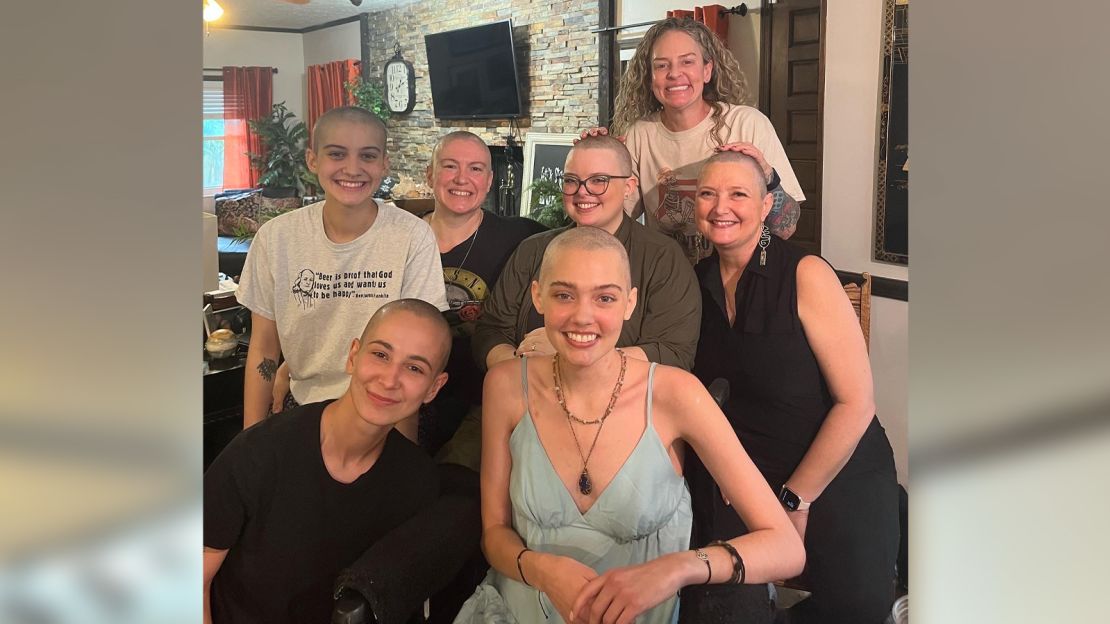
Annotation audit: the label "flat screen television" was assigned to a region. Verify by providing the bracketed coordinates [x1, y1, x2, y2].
[424, 20, 524, 120]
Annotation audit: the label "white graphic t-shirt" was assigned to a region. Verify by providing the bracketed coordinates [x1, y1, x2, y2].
[237, 200, 448, 405]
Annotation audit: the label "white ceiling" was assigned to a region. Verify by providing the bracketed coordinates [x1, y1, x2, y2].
[214, 0, 414, 30]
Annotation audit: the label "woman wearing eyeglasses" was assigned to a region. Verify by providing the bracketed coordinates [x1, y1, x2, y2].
[472, 134, 701, 374]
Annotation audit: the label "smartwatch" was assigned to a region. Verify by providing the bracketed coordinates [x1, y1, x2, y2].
[778, 485, 811, 512]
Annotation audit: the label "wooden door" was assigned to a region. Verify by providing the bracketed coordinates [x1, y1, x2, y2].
[760, 0, 824, 254]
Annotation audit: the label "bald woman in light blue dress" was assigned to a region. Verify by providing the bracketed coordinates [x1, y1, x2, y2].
[455, 226, 803, 623]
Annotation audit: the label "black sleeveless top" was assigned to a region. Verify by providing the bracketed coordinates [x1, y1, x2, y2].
[688, 237, 894, 539]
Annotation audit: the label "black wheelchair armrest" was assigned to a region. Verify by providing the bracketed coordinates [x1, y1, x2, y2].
[332, 587, 375, 624]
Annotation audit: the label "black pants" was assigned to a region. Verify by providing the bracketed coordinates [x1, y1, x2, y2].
[689, 467, 898, 624]
[783, 470, 899, 624]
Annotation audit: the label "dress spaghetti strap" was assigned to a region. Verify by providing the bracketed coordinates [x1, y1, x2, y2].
[519, 356, 530, 395]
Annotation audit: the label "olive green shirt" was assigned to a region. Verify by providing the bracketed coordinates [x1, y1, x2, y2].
[472, 215, 701, 371]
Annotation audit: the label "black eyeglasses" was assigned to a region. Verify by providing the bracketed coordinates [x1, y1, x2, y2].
[559, 174, 633, 196]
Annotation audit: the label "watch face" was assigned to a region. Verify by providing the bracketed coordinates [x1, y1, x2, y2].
[779, 487, 801, 512]
[386, 62, 411, 112]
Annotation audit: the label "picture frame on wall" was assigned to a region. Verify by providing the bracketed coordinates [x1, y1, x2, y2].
[520, 132, 578, 217]
[874, 0, 909, 265]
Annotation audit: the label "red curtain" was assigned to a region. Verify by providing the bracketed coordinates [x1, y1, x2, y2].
[222, 66, 274, 189]
[668, 5, 729, 42]
[306, 59, 360, 145]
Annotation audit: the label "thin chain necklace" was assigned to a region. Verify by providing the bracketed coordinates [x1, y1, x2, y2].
[553, 348, 627, 495]
[450, 210, 483, 271]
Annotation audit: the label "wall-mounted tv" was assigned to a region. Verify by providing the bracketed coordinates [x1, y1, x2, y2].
[424, 20, 524, 120]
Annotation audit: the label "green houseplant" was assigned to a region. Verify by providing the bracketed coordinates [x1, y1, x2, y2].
[344, 77, 390, 121]
[528, 178, 570, 229]
[248, 101, 315, 198]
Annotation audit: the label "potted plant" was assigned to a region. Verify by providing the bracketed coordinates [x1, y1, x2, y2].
[344, 77, 390, 121]
[528, 177, 570, 229]
[248, 102, 315, 198]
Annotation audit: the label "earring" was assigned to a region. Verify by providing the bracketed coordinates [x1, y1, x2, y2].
[759, 224, 770, 266]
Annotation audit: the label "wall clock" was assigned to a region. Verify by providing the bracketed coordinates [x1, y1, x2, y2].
[384, 49, 416, 115]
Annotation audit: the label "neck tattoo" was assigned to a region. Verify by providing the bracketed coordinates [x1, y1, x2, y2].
[553, 348, 628, 495]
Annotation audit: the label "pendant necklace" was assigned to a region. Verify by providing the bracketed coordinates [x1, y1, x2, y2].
[553, 348, 627, 495]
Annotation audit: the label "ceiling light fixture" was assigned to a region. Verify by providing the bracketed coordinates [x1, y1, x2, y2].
[203, 0, 224, 23]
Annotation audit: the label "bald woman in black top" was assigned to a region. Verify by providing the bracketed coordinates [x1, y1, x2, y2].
[685, 151, 898, 624]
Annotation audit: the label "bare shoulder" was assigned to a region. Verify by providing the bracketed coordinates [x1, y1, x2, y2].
[797, 255, 845, 299]
[649, 364, 714, 417]
[485, 358, 523, 398]
[483, 358, 526, 426]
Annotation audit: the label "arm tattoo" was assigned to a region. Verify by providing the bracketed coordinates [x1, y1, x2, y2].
[257, 358, 278, 382]
[766, 189, 801, 239]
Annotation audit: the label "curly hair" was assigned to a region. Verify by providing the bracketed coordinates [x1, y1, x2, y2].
[611, 17, 750, 146]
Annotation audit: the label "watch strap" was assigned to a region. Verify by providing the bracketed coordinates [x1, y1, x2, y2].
[779, 485, 811, 511]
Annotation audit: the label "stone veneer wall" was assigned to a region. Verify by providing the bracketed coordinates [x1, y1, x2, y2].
[364, 0, 600, 180]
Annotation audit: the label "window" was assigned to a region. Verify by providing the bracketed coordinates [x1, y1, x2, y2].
[203, 82, 225, 194]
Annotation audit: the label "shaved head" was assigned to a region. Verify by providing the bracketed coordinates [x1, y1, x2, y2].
[699, 151, 768, 197]
[568, 134, 634, 176]
[312, 106, 388, 152]
[431, 131, 491, 166]
[359, 299, 451, 372]
[539, 226, 631, 289]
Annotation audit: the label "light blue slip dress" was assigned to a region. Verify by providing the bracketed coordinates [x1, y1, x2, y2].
[454, 358, 692, 624]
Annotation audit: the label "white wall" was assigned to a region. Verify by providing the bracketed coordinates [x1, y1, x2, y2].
[202, 29, 307, 122]
[727, 12, 760, 100]
[822, 0, 907, 282]
[870, 298, 909, 483]
[302, 21, 362, 68]
[822, 0, 908, 484]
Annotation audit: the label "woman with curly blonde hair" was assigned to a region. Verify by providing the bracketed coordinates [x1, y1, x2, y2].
[599, 17, 805, 265]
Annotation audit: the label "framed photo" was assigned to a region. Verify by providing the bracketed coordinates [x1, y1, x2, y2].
[520, 132, 578, 217]
[873, 0, 909, 265]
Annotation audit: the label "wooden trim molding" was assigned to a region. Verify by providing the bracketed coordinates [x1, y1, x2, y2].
[215, 24, 302, 34]
[301, 15, 362, 34]
[217, 14, 362, 35]
[597, 0, 617, 127]
[837, 270, 908, 301]
[359, 14, 371, 82]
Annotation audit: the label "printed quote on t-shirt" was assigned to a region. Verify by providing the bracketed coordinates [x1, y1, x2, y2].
[290, 269, 393, 309]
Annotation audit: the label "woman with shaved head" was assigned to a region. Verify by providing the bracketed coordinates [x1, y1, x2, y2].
[688, 152, 898, 623]
[455, 227, 803, 624]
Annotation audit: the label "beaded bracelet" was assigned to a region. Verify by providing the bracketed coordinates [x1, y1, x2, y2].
[516, 547, 533, 587]
[708, 540, 746, 585]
